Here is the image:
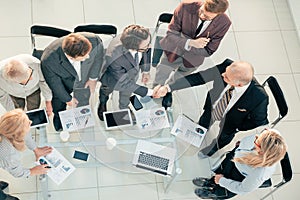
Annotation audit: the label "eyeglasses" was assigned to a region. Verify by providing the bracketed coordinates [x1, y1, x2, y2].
[20, 67, 34, 86]
[254, 136, 261, 149]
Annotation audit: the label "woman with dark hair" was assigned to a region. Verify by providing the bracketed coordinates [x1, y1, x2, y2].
[193, 128, 287, 199]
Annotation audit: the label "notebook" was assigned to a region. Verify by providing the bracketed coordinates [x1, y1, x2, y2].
[26, 108, 49, 128]
[132, 140, 176, 176]
[103, 109, 133, 130]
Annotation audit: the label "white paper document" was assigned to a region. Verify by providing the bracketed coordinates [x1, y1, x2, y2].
[171, 114, 207, 147]
[59, 105, 95, 131]
[135, 107, 170, 130]
[38, 147, 76, 185]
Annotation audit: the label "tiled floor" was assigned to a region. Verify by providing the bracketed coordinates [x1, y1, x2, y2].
[0, 0, 300, 199]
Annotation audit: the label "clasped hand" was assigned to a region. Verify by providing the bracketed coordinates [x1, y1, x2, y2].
[189, 37, 210, 49]
[152, 85, 169, 98]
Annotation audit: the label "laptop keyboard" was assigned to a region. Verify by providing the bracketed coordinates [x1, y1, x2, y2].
[138, 151, 169, 170]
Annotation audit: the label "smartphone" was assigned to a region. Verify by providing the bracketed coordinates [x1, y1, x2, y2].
[129, 95, 143, 111]
[73, 150, 89, 161]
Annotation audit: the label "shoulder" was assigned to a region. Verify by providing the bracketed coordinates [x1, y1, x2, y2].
[250, 79, 268, 99]
[176, 1, 201, 14]
[41, 38, 63, 62]
[213, 13, 231, 25]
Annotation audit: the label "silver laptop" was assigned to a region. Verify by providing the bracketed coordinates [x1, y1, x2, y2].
[132, 140, 176, 176]
[103, 109, 133, 130]
[26, 108, 49, 128]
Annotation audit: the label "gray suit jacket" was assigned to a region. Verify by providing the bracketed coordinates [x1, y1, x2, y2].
[100, 35, 151, 97]
[161, 2, 231, 68]
[41, 32, 104, 103]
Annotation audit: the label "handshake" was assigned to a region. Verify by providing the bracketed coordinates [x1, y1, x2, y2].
[152, 85, 170, 98]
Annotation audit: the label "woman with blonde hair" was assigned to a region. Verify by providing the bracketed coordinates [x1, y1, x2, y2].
[192, 128, 287, 199]
[0, 109, 52, 178]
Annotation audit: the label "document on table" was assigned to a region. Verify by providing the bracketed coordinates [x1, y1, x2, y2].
[59, 105, 95, 131]
[171, 114, 207, 147]
[135, 107, 170, 130]
[38, 147, 75, 185]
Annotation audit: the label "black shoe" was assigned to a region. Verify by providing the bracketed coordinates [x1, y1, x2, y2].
[5, 194, 20, 200]
[97, 103, 107, 121]
[194, 188, 218, 199]
[0, 181, 8, 190]
[192, 177, 216, 188]
[162, 92, 172, 109]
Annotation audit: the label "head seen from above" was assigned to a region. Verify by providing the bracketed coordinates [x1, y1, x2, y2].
[3, 59, 33, 85]
[222, 61, 254, 88]
[120, 24, 151, 52]
[199, 0, 229, 21]
[62, 33, 92, 62]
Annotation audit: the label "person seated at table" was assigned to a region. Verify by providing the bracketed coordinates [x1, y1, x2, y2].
[0, 54, 52, 115]
[98, 24, 156, 121]
[154, 59, 269, 157]
[192, 128, 287, 199]
[0, 109, 52, 178]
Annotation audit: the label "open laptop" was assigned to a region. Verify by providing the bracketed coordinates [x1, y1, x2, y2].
[132, 140, 176, 176]
[26, 108, 49, 128]
[103, 109, 133, 130]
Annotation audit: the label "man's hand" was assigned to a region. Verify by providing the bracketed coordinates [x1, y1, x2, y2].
[30, 165, 50, 176]
[66, 98, 79, 107]
[214, 174, 224, 184]
[33, 146, 52, 161]
[85, 79, 97, 93]
[152, 85, 161, 98]
[45, 101, 53, 116]
[142, 73, 150, 85]
[157, 85, 169, 97]
[189, 37, 210, 49]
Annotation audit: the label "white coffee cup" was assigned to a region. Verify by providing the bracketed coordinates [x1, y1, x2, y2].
[60, 131, 70, 142]
[106, 137, 117, 150]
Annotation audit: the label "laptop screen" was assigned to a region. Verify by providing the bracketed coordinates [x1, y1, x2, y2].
[26, 108, 49, 128]
[103, 109, 133, 129]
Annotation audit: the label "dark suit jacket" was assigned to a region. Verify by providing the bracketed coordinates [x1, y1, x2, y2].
[100, 35, 151, 97]
[161, 2, 231, 68]
[170, 59, 269, 134]
[41, 32, 104, 103]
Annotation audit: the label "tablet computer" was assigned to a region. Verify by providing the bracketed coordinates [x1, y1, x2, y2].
[26, 108, 49, 128]
[103, 109, 133, 130]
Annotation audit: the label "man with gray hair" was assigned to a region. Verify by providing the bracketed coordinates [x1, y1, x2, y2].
[0, 54, 52, 115]
[156, 59, 269, 157]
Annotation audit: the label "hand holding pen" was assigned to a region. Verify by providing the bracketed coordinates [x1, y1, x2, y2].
[189, 31, 210, 49]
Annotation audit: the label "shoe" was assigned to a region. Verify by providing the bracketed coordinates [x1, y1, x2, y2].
[0, 181, 8, 190]
[5, 194, 20, 200]
[192, 177, 216, 188]
[162, 92, 172, 109]
[97, 103, 107, 121]
[198, 151, 209, 159]
[194, 188, 218, 199]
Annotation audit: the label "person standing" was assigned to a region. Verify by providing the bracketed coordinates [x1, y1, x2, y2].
[41, 33, 104, 131]
[98, 25, 153, 121]
[153, 0, 231, 107]
[0, 54, 52, 115]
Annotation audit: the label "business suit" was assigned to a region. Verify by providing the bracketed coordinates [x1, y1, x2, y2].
[169, 59, 269, 155]
[154, 1, 231, 85]
[41, 32, 104, 130]
[99, 35, 151, 109]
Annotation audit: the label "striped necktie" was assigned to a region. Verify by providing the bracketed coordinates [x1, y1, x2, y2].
[134, 52, 139, 66]
[212, 87, 234, 121]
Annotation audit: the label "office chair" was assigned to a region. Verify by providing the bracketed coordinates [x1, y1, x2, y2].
[74, 24, 117, 49]
[152, 13, 173, 67]
[30, 25, 71, 59]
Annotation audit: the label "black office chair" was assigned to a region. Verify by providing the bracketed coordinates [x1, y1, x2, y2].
[74, 24, 117, 37]
[30, 25, 71, 59]
[152, 13, 173, 67]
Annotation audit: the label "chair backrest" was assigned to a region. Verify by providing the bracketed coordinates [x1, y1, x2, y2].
[260, 152, 293, 200]
[262, 76, 288, 128]
[152, 13, 173, 67]
[30, 25, 71, 59]
[74, 24, 117, 37]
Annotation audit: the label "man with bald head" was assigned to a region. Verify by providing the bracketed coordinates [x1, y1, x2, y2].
[156, 59, 269, 157]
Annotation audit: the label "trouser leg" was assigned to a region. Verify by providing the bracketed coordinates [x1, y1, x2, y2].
[9, 95, 25, 110]
[26, 89, 41, 110]
[119, 91, 131, 109]
[52, 96, 66, 131]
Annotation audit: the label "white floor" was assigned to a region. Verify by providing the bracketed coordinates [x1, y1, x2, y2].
[0, 0, 300, 199]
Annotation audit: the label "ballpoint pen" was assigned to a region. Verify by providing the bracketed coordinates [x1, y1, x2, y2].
[206, 31, 210, 39]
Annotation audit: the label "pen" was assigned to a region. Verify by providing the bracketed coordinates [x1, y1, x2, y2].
[206, 31, 210, 39]
[182, 113, 195, 122]
[84, 116, 89, 127]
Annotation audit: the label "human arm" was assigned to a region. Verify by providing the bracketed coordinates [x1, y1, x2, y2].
[0, 89, 15, 111]
[33, 146, 52, 161]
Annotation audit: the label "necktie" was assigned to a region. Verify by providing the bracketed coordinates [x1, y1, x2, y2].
[134, 52, 139, 66]
[212, 87, 234, 121]
[194, 20, 206, 38]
